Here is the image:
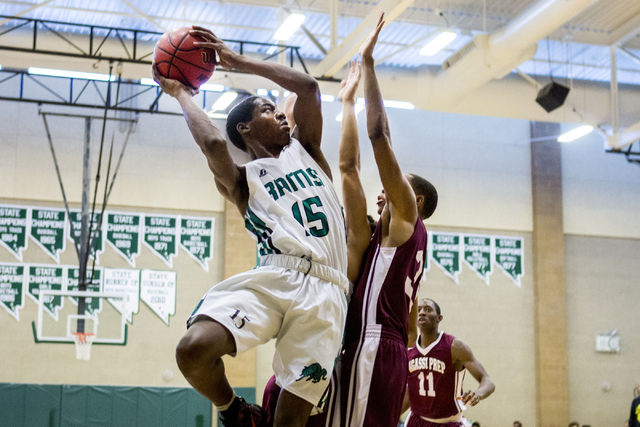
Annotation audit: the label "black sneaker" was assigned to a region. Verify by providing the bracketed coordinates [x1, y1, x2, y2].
[219, 396, 267, 427]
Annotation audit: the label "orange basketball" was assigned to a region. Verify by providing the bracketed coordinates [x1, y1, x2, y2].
[154, 27, 216, 89]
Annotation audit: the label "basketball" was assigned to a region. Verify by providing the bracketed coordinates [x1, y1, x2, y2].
[153, 27, 216, 89]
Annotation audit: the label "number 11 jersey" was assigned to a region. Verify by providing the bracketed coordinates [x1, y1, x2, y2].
[407, 332, 466, 422]
[243, 138, 347, 274]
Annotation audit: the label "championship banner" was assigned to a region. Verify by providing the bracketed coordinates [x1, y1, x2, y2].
[104, 268, 140, 324]
[0, 263, 26, 321]
[66, 266, 103, 315]
[463, 234, 493, 285]
[140, 269, 176, 325]
[27, 264, 65, 320]
[431, 232, 462, 284]
[68, 210, 105, 263]
[0, 205, 29, 262]
[30, 208, 66, 263]
[106, 212, 142, 267]
[494, 236, 525, 287]
[180, 216, 214, 272]
[143, 214, 179, 268]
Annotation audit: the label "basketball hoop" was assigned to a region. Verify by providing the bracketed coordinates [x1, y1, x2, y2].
[72, 332, 96, 361]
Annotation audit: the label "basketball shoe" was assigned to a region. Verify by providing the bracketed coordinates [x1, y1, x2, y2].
[219, 396, 267, 427]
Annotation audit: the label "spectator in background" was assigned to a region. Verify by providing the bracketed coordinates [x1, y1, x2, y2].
[629, 382, 640, 427]
[513, 421, 522, 427]
[569, 422, 579, 427]
[471, 422, 480, 427]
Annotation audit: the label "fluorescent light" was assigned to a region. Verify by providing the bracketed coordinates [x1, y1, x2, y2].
[140, 78, 158, 86]
[271, 89, 280, 97]
[419, 31, 457, 56]
[206, 112, 228, 119]
[384, 100, 415, 109]
[321, 94, 335, 102]
[210, 91, 238, 111]
[201, 83, 224, 92]
[335, 104, 364, 121]
[28, 67, 116, 81]
[0, 65, 2, 71]
[284, 90, 290, 97]
[557, 125, 593, 143]
[273, 14, 305, 41]
[257, 88, 269, 96]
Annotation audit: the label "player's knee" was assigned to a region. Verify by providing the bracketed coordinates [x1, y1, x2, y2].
[175, 321, 234, 374]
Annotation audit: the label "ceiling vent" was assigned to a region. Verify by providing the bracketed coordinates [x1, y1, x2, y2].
[442, 39, 477, 70]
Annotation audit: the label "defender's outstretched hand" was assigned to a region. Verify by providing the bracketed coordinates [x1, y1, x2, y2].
[338, 60, 362, 104]
[190, 26, 238, 69]
[359, 11, 385, 61]
[152, 62, 198, 98]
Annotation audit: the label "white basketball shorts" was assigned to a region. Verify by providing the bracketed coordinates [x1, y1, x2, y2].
[188, 260, 348, 406]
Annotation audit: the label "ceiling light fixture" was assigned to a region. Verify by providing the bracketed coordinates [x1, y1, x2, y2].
[274, 14, 305, 41]
[419, 31, 457, 56]
[29, 67, 116, 81]
[210, 92, 238, 111]
[557, 125, 593, 143]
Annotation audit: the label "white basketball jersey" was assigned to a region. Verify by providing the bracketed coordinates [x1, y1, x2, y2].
[244, 138, 347, 274]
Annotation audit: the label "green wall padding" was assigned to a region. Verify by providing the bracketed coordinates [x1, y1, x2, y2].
[0, 383, 217, 427]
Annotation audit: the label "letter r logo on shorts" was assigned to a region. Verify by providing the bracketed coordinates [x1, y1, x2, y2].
[230, 309, 251, 329]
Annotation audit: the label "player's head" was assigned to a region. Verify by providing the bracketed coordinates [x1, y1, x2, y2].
[375, 174, 438, 219]
[513, 422, 523, 427]
[226, 96, 290, 154]
[471, 422, 481, 427]
[417, 298, 442, 332]
[406, 173, 438, 220]
[569, 422, 579, 427]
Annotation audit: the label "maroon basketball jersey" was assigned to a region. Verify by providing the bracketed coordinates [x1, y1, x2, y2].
[344, 218, 428, 346]
[407, 332, 466, 420]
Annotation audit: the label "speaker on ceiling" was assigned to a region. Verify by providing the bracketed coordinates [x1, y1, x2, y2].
[535, 81, 570, 113]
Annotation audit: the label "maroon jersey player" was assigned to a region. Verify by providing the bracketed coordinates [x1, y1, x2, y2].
[402, 299, 495, 427]
[326, 12, 438, 427]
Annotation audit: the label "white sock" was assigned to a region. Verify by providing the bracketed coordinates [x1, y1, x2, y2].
[215, 392, 237, 412]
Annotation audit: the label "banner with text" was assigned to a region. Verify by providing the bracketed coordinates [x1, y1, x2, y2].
[66, 266, 103, 315]
[0, 263, 25, 320]
[143, 215, 179, 268]
[104, 268, 140, 324]
[494, 237, 525, 287]
[463, 234, 494, 285]
[141, 269, 176, 325]
[30, 208, 66, 263]
[180, 216, 214, 272]
[0, 205, 29, 262]
[27, 264, 65, 320]
[431, 232, 462, 284]
[106, 212, 142, 267]
[68, 210, 104, 263]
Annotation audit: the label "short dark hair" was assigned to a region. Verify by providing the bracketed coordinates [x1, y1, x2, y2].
[472, 422, 481, 427]
[513, 421, 522, 427]
[419, 298, 441, 315]
[569, 422, 579, 427]
[226, 96, 260, 151]
[407, 174, 438, 219]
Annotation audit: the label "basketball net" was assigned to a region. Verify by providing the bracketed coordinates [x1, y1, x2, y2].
[72, 332, 96, 361]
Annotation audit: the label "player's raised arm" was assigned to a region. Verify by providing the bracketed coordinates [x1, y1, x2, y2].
[451, 339, 495, 406]
[338, 60, 371, 283]
[189, 27, 329, 179]
[360, 12, 418, 236]
[152, 65, 247, 211]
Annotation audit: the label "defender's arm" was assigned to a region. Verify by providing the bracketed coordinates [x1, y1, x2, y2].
[451, 339, 495, 407]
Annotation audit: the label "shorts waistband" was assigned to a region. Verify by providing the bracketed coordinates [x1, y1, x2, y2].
[260, 254, 349, 295]
[361, 324, 406, 345]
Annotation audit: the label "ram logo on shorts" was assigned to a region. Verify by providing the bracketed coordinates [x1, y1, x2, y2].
[296, 363, 327, 384]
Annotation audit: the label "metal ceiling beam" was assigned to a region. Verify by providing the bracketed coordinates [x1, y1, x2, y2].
[313, 0, 416, 78]
[425, 0, 596, 108]
[118, 0, 167, 32]
[0, 0, 54, 27]
[608, 121, 640, 150]
[608, 10, 640, 46]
